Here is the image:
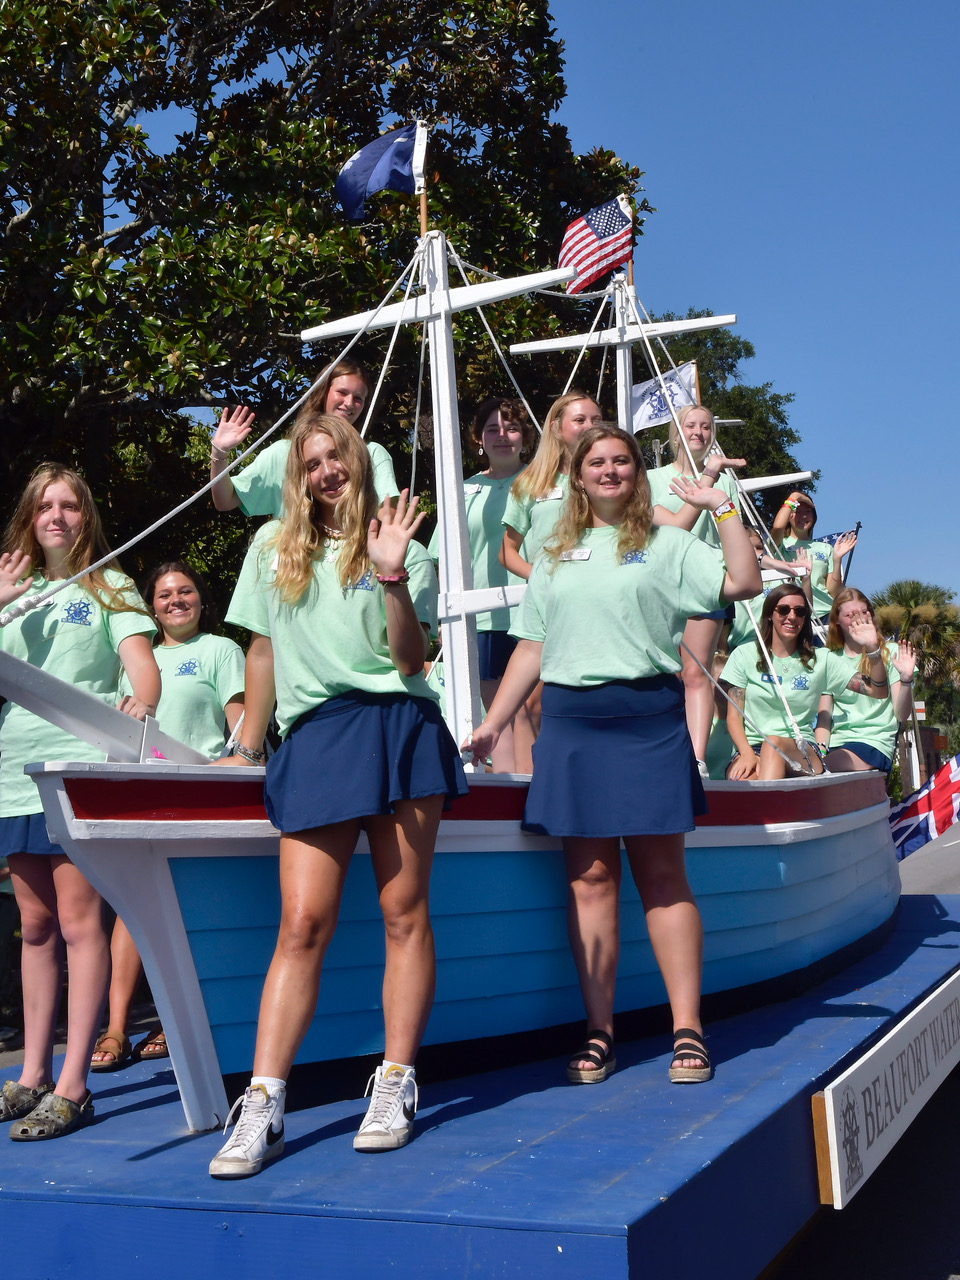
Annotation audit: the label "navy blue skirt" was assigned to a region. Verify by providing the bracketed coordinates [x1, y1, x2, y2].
[477, 631, 517, 681]
[523, 676, 706, 838]
[264, 691, 468, 834]
[0, 813, 62, 857]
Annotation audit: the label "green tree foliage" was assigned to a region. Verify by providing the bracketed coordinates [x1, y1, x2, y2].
[0, 0, 644, 598]
[873, 579, 960, 754]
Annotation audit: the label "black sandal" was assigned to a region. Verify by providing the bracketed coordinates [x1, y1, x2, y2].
[669, 1027, 712, 1083]
[566, 1029, 616, 1084]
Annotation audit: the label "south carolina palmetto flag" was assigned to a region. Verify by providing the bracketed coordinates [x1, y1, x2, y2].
[559, 195, 633, 294]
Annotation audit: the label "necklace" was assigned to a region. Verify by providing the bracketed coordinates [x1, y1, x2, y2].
[320, 523, 344, 540]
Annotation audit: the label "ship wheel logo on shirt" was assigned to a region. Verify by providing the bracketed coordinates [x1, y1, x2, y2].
[620, 550, 648, 566]
[62, 599, 94, 626]
[792, 675, 810, 690]
[174, 660, 200, 677]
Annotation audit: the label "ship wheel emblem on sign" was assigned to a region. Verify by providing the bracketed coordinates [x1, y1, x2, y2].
[840, 1085, 863, 1192]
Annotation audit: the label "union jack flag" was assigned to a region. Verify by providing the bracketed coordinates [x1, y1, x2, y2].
[889, 752, 960, 859]
[559, 196, 633, 294]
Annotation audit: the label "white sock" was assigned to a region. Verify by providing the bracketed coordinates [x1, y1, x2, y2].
[250, 1075, 286, 1099]
[382, 1060, 414, 1075]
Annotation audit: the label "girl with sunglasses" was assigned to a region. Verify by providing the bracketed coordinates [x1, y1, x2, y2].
[720, 583, 889, 780]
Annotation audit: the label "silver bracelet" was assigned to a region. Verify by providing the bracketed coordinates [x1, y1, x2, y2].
[211, 444, 230, 463]
[865, 647, 882, 659]
[234, 743, 265, 765]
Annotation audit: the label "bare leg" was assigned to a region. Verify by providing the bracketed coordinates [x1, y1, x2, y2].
[624, 833, 704, 1069]
[51, 856, 109, 1102]
[824, 748, 873, 773]
[759, 736, 824, 780]
[251, 821, 360, 1080]
[366, 796, 443, 1065]
[7, 853, 62, 1089]
[512, 681, 542, 776]
[679, 616, 724, 763]
[563, 837, 622, 1068]
[91, 917, 142, 1064]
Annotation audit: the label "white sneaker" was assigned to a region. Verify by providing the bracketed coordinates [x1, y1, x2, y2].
[209, 1084, 284, 1178]
[353, 1065, 418, 1152]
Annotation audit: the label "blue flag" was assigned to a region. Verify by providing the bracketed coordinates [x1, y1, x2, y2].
[335, 124, 418, 220]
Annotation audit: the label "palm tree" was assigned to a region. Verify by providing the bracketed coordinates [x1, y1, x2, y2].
[872, 580, 960, 685]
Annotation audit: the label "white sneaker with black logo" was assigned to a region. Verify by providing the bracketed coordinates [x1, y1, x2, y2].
[209, 1084, 285, 1178]
[353, 1064, 418, 1152]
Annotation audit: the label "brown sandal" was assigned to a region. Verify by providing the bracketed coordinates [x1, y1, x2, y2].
[90, 1030, 131, 1072]
[132, 1026, 168, 1061]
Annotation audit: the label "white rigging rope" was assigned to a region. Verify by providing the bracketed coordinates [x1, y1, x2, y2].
[560, 290, 609, 397]
[360, 243, 425, 439]
[0, 247, 425, 629]
[446, 244, 541, 431]
[408, 317, 429, 494]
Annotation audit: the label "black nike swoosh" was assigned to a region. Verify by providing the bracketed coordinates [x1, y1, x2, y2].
[402, 1102, 415, 1122]
[266, 1122, 284, 1146]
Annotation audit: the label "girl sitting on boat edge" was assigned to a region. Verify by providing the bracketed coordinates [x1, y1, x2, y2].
[466, 424, 761, 1087]
[208, 411, 466, 1180]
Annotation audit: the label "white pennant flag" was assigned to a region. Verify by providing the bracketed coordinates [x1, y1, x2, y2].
[631, 361, 698, 432]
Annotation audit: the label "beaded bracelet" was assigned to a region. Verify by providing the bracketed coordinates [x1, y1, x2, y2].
[235, 743, 265, 765]
[376, 572, 410, 585]
[712, 500, 737, 523]
[865, 647, 882, 659]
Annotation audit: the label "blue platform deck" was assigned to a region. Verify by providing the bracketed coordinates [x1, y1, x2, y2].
[3, 894, 960, 1280]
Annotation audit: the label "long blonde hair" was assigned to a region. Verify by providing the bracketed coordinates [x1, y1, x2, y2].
[511, 391, 599, 500]
[545, 426, 654, 565]
[668, 403, 715, 466]
[827, 587, 890, 674]
[270, 412, 378, 602]
[1, 463, 142, 613]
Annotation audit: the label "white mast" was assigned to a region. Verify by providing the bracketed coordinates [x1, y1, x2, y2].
[510, 273, 736, 433]
[301, 233, 574, 761]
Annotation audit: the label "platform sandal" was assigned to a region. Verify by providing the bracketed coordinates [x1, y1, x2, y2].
[566, 1029, 616, 1084]
[90, 1030, 131, 1072]
[0, 1080, 55, 1122]
[9, 1089, 95, 1140]
[669, 1028, 712, 1083]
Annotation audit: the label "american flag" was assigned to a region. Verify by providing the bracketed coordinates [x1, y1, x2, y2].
[889, 752, 960, 859]
[559, 196, 633, 295]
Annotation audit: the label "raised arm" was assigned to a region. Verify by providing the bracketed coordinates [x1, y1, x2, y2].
[0, 551, 33, 608]
[771, 491, 807, 547]
[670, 477, 761, 601]
[843, 615, 890, 700]
[825, 531, 857, 599]
[892, 640, 917, 721]
[653, 455, 745, 530]
[368, 491, 429, 676]
[210, 405, 256, 511]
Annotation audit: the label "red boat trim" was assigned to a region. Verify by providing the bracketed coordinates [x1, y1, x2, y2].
[63, 773, 886, 826]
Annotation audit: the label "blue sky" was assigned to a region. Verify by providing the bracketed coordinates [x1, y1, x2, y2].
[547, 0, 958, 600]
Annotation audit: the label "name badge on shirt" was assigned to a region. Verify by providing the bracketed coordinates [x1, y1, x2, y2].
[463, 483, 482, 495]
[559, 548, 591, 561]
[535, 487, 564, 502]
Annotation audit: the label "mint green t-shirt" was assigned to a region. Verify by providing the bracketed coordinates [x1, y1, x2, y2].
[646, 464, 740, 549]
[728, 574, 794, 650]
[231, 437, 399, 518]
[719, 644, 849, 746]
[428, 472, 525, 632]
[512, 524, 726, 687]
[501, 472, 568, 565]
[225, 523, 439, 737]
[781, 537, 834, 617]
[119, 631, 245, 760]
[826, 649, 900, 759]
[0, 573, 156, 816]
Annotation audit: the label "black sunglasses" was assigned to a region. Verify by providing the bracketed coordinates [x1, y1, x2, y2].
[774, 604, 809, 618]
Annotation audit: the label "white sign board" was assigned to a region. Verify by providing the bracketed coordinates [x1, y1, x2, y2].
[813, 967, 960, 1207]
